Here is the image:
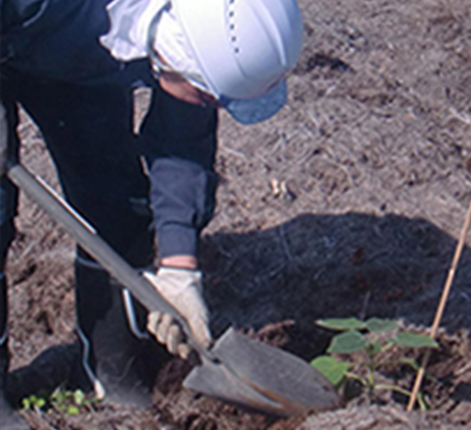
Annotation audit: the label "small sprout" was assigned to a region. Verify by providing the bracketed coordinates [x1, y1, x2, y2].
[67, 406, 80, 415]
[73, 389, 85, 406]
[22, 394, 47, 411]
[21, 387, 95, 416]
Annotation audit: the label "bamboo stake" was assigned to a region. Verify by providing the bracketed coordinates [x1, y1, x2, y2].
[407, 198, 471, 411]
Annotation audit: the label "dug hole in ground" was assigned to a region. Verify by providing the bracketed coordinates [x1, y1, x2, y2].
[5, 0, 471, 428]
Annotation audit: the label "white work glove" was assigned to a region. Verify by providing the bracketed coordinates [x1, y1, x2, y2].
[0, 101, 8, 177]
[144, 267, 212, 359]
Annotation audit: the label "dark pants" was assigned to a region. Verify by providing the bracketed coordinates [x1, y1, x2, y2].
[4, 70, 155, 264]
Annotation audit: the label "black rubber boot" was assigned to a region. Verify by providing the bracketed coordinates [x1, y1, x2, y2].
[1, 273, 31, 430]
[72, 256, 169, 408]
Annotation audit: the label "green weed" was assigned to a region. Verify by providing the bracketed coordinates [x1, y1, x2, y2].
[22, 387, 97, 415]
[311, 317, 439, 410]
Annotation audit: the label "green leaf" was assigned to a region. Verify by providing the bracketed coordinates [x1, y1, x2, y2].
[311, 355, 349, 386]
[51, 389, 65, 403]
[67, 406, 80, 415]
[22, 398, 31, 409]
[327, 330, 367, 353]
[36, 397, 46, 408]
[317, 318, 367, 331]
[73, 390, 85, 406]
[393, 332, 438, 348]
[366, 318, 398, 333]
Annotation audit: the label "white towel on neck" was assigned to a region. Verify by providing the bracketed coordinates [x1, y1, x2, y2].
[99, 0, 200, 78]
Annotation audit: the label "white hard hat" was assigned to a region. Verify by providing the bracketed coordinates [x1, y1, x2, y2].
[156, 0, 304, 124]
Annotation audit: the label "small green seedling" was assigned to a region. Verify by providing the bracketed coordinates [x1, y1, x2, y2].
[311, 317, 438, 410]
[22, 387, 96, 415]
[50, 387, 85, 415]
[22, 394, 47, 412]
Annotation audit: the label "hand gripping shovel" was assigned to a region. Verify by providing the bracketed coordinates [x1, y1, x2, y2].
[6, 163, 342, 417]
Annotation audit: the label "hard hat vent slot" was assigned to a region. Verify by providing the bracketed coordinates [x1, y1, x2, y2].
[227, 0, 240, 54]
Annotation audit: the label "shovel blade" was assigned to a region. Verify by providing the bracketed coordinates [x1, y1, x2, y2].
[184, 328, 342, 416]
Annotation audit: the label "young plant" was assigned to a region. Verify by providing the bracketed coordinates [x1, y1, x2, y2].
[50, 387, 89, 415]
[310, 317, 438, 410]
[22, 387, 96, 415]
[21, 394, 47, 412]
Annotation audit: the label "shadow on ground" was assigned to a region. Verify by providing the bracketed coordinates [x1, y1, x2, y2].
[6, 211, 471, 430]
[200, 212, 471, 358]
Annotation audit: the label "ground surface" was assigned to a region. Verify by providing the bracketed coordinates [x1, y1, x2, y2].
[4, 0, 471, 428]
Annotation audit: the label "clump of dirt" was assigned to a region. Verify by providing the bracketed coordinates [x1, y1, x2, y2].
[5, 0, 471, 429]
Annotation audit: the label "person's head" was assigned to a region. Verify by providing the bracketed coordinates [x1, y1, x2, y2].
[148, 0, 303, 124]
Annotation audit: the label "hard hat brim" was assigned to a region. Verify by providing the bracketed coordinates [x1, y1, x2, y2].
[219, 80, 287, 125]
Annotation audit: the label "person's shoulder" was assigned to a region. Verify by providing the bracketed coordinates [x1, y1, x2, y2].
[1, 0, 47, 32]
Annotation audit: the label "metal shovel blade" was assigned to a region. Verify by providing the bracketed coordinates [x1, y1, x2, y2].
[184, 328, 342, 416]
[7, 163, 342, 417]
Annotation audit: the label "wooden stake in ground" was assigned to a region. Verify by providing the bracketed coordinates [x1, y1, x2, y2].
[407, 198, 471, 411]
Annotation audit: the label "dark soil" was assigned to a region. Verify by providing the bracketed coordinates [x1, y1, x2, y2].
[5, 0, 471, 428]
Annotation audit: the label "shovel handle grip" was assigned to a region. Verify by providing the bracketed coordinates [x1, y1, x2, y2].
[7, 163, 211, 359]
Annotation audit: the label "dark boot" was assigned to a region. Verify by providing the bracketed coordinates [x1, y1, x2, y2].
[1, 272, 31, 430]
[72, 256, 169, 408]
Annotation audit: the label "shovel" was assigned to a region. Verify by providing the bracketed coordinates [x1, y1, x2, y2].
[6, 162, 342, 417]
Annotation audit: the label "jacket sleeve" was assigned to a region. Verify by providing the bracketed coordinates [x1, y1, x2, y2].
[139, 83, 219, 259]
